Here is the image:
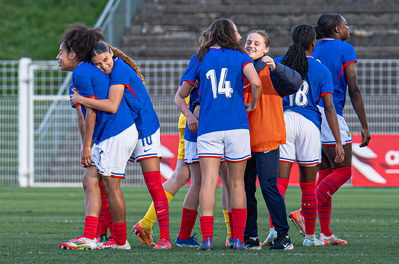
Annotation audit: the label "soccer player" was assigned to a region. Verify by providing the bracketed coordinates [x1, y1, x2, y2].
[179, 18, 262, 250]
[242, 30, 302, 250]
[70, 41, 171, 250]
[131, 99, 191, 247]
[58, 24, 138, 250]
[289, 13, 370, 246]
[275, 24, 344, 247]
[173, 83, 202, 248]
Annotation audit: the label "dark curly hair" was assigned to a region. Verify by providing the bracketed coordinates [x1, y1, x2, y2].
[61, 23, 105, 62]
[315, 13, 343, 39]
[196, 18, 246, 62]
[281, 24, 315, 80]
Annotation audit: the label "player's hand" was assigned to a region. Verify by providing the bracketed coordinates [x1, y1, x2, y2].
[187, 113, 198, 134]
[245, 103, 256, 112]
[359, 127, 371, 147]
[261, 55, 276, 70]
[70, 88, 82, 105]
[80, 145, 93, 167]
[334, 144, 345, 163]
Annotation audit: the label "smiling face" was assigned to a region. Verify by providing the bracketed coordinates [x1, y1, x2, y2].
[245, 32, 269, 60]
[91, 50, 114, 75]
[56, 42, 77, 72]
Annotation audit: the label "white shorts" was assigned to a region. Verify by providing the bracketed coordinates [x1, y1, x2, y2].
[279, 111, 321, 166]
[129, 128, 162, 162]
[197, 129, 251, 162]
[92, 124, 138, 178]
[184, 140, 199, 164]
[318, 106, 352, 146]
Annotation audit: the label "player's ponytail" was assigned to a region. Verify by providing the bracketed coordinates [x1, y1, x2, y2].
[281, 24, 315, 80]
[107, 44, 146, 85]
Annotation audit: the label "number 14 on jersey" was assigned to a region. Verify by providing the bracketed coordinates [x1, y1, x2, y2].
[206, 68, 234, 99]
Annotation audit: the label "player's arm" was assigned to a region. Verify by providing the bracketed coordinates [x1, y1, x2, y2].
[70, 84, 125, 114]
[243, 63, 261, 112]
[179, 81, 193, 99]
[271, 62, 302, 97]
[75, 105, 85, 142]
[345, 62, 370, 147]
[175, 84, 198, 133]
[322, 93, 344, 163]
[81, 107, 96, 167]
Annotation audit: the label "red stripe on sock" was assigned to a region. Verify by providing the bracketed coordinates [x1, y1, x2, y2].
[300, 181, 317, 236]
[97, 181, 108, 237]
[144, 171, 170, 240]
[317, 166, 351, 206]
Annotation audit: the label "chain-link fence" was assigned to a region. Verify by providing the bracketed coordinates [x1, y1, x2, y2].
[0, 59, 398, 186]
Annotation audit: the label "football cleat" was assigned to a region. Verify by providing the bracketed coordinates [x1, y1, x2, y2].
[59, 236, 98, 250]
[153, 237, 172, 250]
[244, 237, 261, 250]
[175, 233, 201, 247]
[319, 233, 348, 245]
[233, 238, 248, 250]
[303, 235, 326, 247]
[263, 228, 278, 246]
[270, 233, 294, 250]
[197, 237, 213, 251]
[289, 209, 305, 236]
[132, 220, 155, 246]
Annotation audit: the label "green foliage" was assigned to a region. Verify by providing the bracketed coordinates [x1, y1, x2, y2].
[0, 187, 398, 263]
[0, 0, 108, 60]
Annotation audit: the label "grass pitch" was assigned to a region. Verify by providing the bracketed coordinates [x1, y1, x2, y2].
[0, 187, 398, 264]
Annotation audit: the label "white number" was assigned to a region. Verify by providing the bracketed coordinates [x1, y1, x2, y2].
[290, 80, 309, 106]
[206, 68, 233, 99]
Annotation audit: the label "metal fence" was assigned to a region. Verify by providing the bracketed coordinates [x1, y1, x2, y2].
[0, 59, 398, 186]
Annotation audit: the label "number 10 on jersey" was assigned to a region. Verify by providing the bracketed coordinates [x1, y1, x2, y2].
[206, 68, 234, 99]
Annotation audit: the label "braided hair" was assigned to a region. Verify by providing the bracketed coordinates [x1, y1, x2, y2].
[196, 18, 246, 62]
[281, 24, 316, 80]
[61, 23, 105, 62]
[91, 41, 146, 85]
[315, 13, 343, 39]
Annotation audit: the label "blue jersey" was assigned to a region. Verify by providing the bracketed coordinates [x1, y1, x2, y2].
[277, 56, 334, 130]
[181, 47, 253, 136]
[312, 38, 357, 116]
[72, 62, 135, 144]
[183, 82, 200, 142]
[111, 58, 160, 139]
[69, 81, 87, 118]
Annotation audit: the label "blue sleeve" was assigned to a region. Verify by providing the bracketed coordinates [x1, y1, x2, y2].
[343, 42, 357, 65]
[110, 61, 130, 86]
[270, 62, 302, 97]
[181, 55, 199, 84]
[321, 66, 334, 95]
[241, 52, 254, 67]
[72, 72, 95, 98]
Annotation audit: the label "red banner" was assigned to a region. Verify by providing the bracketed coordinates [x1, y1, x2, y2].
[159, 133, 399, 187]
[352, 133, 399, 187]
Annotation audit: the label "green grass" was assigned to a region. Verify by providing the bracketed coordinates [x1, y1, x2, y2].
[0, 187, 398, 264]
[0, 0, 108, 60]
